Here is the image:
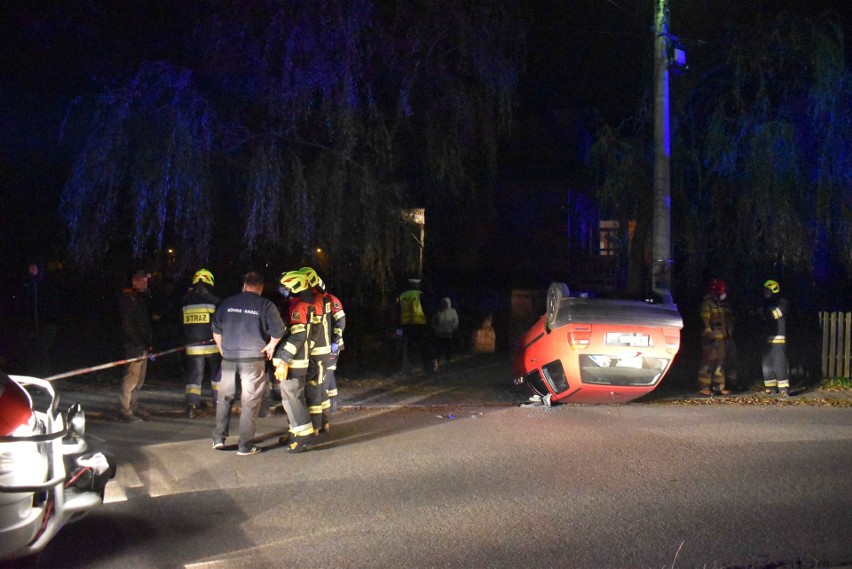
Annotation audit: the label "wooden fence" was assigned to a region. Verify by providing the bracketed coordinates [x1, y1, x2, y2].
[820, 311, 852, 379]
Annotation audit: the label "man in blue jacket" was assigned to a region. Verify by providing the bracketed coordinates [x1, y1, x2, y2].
[211, 271, 285, 455]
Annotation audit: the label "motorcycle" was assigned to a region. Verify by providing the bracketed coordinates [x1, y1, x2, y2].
[0, 370, 115, 561]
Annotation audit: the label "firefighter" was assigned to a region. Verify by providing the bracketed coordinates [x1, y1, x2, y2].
[181, 269, 221, 419]
[301, 267, 346, 413]
[697, 278, 735, 396]
[761, 279, 790, 397]
[272, 270, 320, 452]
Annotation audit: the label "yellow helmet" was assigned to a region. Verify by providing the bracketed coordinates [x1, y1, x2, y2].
[279, 270, 310, 294]
[299, 267, 325, 291]
[192, 269, 214, 287]
[763, 279, 780, 294]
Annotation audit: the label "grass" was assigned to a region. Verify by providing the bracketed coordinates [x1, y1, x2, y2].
[819, 377, 852, 390]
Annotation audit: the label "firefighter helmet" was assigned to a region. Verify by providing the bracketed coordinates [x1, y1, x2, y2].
[192, 269, 215, 287]
[708, 278, 727, 298]
[299, 267, 325, 291]
[764, 279, 780, 294]
[279, 270, 310, 294]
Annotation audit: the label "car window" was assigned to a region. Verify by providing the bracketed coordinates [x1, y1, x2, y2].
[542, 360, 569, 394]
[523, 368, 549, 397]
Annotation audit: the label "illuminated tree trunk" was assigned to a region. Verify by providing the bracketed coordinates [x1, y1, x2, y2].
[652, 0, 673, 300]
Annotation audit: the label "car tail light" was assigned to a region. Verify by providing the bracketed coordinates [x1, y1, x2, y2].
[568, 325, 592, 350]
[663, 328, 680, 354]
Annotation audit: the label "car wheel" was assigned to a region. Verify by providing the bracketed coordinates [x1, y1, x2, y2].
[545, 282, 569, 332]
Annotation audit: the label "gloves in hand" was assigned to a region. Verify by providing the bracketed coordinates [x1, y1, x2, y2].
[331, 342, 339, 356]
[274, 363, 289, 381]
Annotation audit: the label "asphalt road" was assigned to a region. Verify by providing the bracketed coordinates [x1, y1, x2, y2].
[7, 401, 852, 569]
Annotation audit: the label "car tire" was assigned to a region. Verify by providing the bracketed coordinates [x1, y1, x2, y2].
[545, 282, 569, 332]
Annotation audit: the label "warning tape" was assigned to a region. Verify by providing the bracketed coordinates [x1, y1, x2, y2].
[43, 342, 215, 382]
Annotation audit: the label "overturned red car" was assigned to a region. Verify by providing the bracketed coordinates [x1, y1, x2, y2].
[513, 283, 683, 405]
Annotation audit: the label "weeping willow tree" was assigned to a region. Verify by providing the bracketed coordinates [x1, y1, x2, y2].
[62, 62, 215, 274]
[62, 0, 525, 295]
[591, 7, 851, 298]
[676, 9, 852, 292]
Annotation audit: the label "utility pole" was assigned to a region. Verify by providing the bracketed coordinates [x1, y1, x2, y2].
[652, 0, 673, 302]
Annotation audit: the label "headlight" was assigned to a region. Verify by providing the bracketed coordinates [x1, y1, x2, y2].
[66, 403, 86, 438]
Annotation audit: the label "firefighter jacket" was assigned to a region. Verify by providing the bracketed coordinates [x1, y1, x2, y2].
[273, 296, 313, 370]
[761, 296, 789, 344]
[118, 288, 153, 357]
[699, 293, 733, 340]
[309, 291, 347, 357]
[211, 291, 286, 362]
[182, 283, 220, 356]
[399, 289, 426, 326]
[326, 292, 346, 349]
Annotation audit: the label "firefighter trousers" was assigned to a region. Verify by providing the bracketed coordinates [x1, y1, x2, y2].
[185, 353, 222, 407]
[762, 341, 789, 389]
[279, 369, 317, 439]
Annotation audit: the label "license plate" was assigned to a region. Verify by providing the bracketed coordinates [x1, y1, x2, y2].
[605, 332, 650, 347]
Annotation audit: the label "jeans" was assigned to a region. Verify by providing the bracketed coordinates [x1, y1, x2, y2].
[213, 359, 266, 451]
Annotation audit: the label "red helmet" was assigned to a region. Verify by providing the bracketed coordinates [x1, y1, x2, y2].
[708, 278, 727, 298]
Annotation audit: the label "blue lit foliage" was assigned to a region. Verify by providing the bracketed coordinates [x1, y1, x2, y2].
[62, 1, 525, 292]
[677, 10, 851, 284]
[62, 62, 214, 272]
[224, 0, 525, 292]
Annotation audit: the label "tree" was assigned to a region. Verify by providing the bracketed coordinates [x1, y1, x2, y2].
[676, 8, 851, 292]
[61, 0, 526, 296]
[590, 4, 851, 298]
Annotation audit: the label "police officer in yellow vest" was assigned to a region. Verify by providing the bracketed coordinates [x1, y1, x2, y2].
[181, 269, 221, 418]
[398, 278, 433, 374]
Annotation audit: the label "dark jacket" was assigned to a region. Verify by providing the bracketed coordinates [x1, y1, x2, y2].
[212, 291, 286, 361]
[182, 283, 221, 355]
[118, 289, 153, 357]
[762, 296, 789, 339]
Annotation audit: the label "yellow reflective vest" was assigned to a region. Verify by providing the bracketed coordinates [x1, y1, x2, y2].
[399, 289, 426, 325]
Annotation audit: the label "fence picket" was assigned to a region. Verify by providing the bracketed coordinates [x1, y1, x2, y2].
[820, 311, 852, 379]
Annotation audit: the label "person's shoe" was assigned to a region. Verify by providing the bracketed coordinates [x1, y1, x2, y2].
[237, 446, 262, 456]
[330, 397, 339, 412]
[212, 439, 226, 450]
[186, 405, 197, 419]
[713, 387, 730, 396]
[763, 387, 777, 395]
[778, 387, 790, 397]
[120, 412, 143, 423]
[699, 388, 712, 397]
